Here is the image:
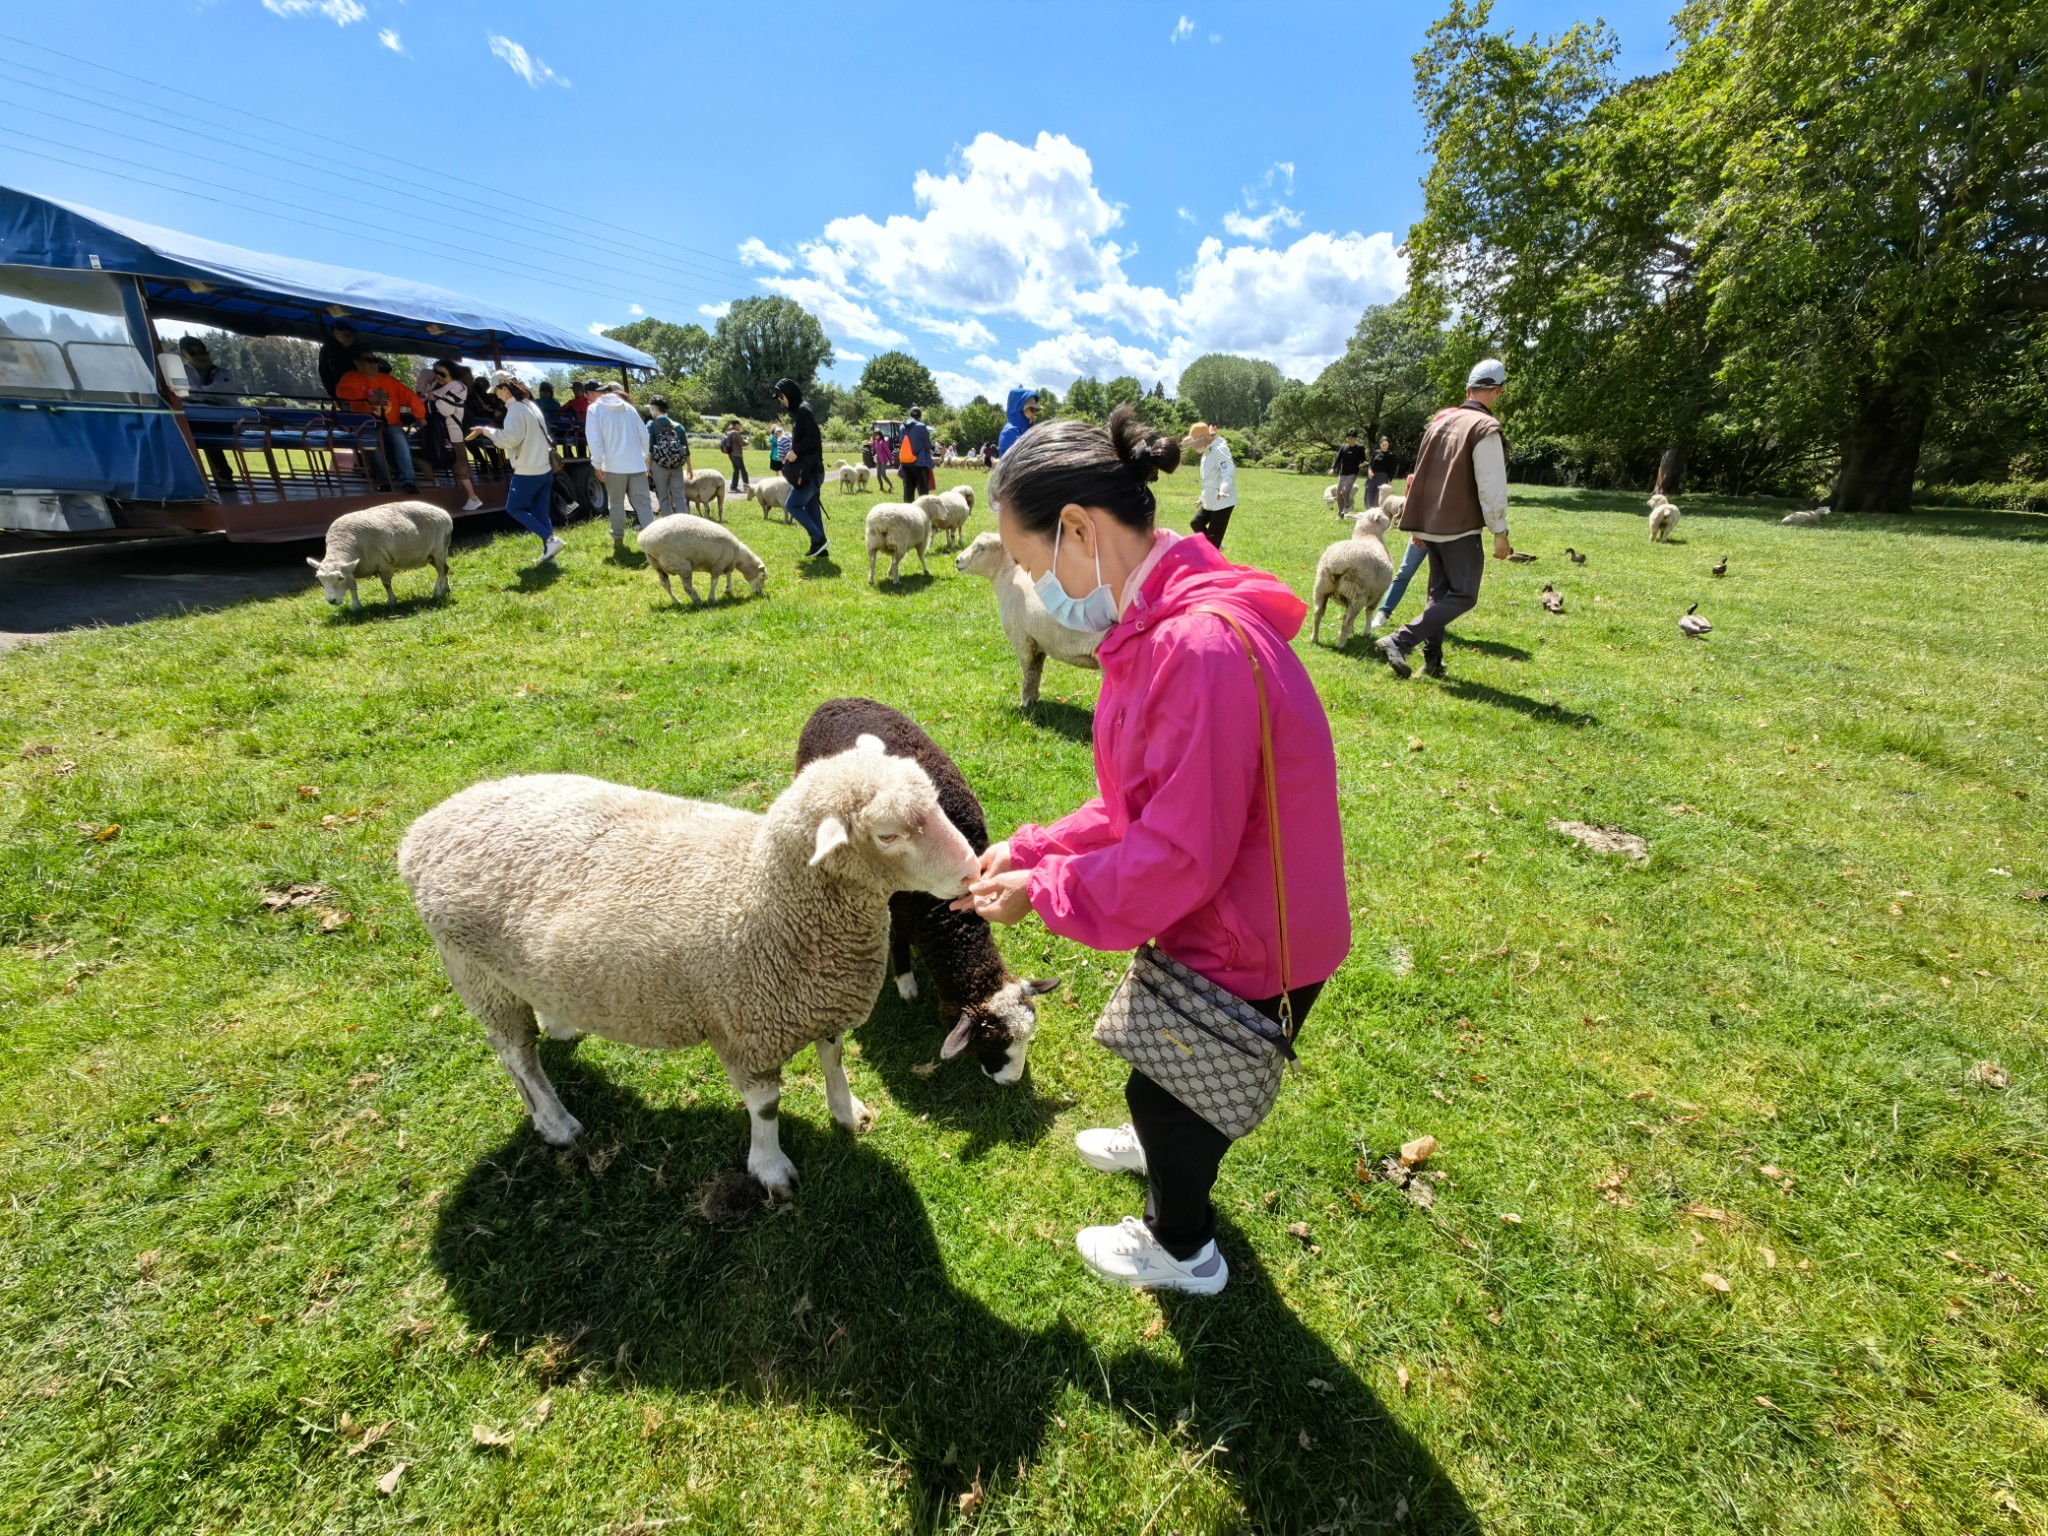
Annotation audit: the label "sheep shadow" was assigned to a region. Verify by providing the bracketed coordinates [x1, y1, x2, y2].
[428, 1060, 1479, 1532]
[873, 572, 937, 597]
[1439, 677, 1598, 728]
[328, 591, 450, 623]
[609, 547, 650, 570]
[1021, 698, 1095, 744]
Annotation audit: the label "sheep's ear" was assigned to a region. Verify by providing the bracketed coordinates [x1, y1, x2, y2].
[809, 815, 850, 867]
[1023, 976, 1061, 996]
[939, 1015, 976, 1060]
[305, 557, 322, 570]
[342, 558, 359, 574]
[854, 733, 885, 757]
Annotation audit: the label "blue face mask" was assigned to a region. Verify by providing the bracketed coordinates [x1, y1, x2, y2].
[1035, 519, 1121, 634]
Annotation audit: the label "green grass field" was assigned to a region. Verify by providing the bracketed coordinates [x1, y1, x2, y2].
[3, 467, 2045, 1534]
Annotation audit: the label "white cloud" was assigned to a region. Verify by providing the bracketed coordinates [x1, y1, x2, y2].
[1221, 206, 1302, 242]
[759, 275, 905, 347]
[587, 322, 607, 336]
[737, 238, 794, 272]
[1175, 230, 1407, 378]
[1176, 206, 1196, 224]
[628, 303, 644, 316]
[263, 0, 366, 22]
[904, 311, 998, 350]
[377, 27, 403, 52]
[1170, 15, 1194, 42]
[488, 34, 568, 89]
[837, 351, 867, 365]
[698, 301, 731, 319]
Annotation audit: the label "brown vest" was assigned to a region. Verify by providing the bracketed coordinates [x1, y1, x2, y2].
[1399, 402, 1503, 539]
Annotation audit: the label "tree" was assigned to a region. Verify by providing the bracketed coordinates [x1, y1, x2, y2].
[601, 318, 710, 381]
[954, 398, 1005, 447]
[1104, 375, 1144, 411]
[703, 297, 833, 416]
[858, 351, 942, 411]
[1263, 303, 1445, 460]
[1067, 376, 1108, 420]
[1177, 353, 1287, 428]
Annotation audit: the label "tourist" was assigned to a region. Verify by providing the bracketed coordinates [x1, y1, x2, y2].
[1331, 429, 1367, 518]
[998, 387, 1040, 455]
[767, 417, 785, 478]
[334, 350, 421, 492]
[647, 396, 693, 515]
[585, 381, 654, 553]
[1371, 511, 1430, 635]
[774, 377, 829, 560]
[721, 419, 751, 491]
[899, 405, 935, 501]
[1367, 434, 1398, 508]
[870, 425, 893, 492]
[424, 360, 485, 512]
[467, 372, 563, 563]
[1377, 360, 1516, 680]
[536, 381, 568, 434]
[958, 405, 1350, 1295]
[317, 322, 358, 399]
[1184, 421, 1237, 552]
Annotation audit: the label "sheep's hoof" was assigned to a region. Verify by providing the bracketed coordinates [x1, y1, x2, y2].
[749, 1150, 798, 1198]
[837, 1097, 876, 1135]
[535, 1111, 583, 1147]
[894, 971, 919, 1001]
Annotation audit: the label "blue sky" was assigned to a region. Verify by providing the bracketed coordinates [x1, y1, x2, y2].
[0, 0, 1678, 400]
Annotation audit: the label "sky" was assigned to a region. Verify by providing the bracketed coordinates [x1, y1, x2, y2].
[0, 0, 1680, 403]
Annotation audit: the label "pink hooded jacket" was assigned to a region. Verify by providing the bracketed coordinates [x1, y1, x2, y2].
[1010, 534, 1352, 999]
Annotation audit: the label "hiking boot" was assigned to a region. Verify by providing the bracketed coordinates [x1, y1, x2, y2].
[1422, 659, 1446, 678]
[1075, 1217, 1228, 1295]
[1377, 634, 1413, 678]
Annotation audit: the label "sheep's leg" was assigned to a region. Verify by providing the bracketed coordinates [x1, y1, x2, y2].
[1020, 644, 1045, 710]
[915, 542, 930, 576]
[680, 564, 704, 605]
[888, 552, 904, 584]
[1312, 591, 1329, 645]
[655, 567, 681, 606]
[816, 1034, 873, 1133]
[867, 548, 878, 586]
[891, 920, 918, 1000]
[1340, 599, 1366, 649]
[431, 549, 450, 599]
[446, 956, 582, 1145]
[348, 579, 362, 611]
[718, 1054, 796, 1196]
[382, 573, 398, 604]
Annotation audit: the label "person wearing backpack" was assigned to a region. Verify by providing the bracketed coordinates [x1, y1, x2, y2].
[647, 396, 693, 515]
[717, 419, 749, 492]
[899, 405, 934, 501]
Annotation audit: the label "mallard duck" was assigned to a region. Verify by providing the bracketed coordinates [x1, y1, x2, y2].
[1541, 584, 1564, 614]
[1506, 550, 1537, 563]
[1711, 556, 1728, 576]
[1679, 602, 1712, 637]
[1566, 548, 1586, 564]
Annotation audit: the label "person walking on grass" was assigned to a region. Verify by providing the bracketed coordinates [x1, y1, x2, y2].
[1183, 421, 1237, 551]
[425, 360, 485, 512]
[646, 396, 692, 516]
[1331, 428, 1367, 518]
[774, 377, 830, 560]
[721, 419, 751, 492]
[899, 405, 935, 501]
[1377, 359, 1516, 680]
[1367, 434, 1397, 509]
[957, 405, 1351, 1295]
[586, 381, 654, 555]
[869, 425, 894, 492]
[467, 372, 563, 564]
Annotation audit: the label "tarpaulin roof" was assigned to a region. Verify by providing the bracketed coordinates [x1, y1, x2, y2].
[0, 186, 655, 369]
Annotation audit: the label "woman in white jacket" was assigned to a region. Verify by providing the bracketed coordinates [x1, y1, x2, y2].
[467, 372, 563, 562]
[1183, 421, 1237, 551]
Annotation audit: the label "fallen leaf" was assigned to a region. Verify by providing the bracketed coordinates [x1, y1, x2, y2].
[1755, 1395, 1781, 1412]
[958, 1475, 985, 1516]
[1143, 1316, 1163, 1342]
[318, 909, 352, 933]
[343, 1420, 394, 1457]
[297, 784, 321, 800]
[376, 1462, 408, 1496]
[261, 884, 330, 912]
[1500, 1212, 1523, 1226]
[1286, 1222, 1313, 1242]
[19, 743, 58, 758]
[1758, 1164, 1785, 1179]
[1298, 1429, 1313, 1450]
[1487, 1308, 1502, 1326]
[1395, 1365, 1411, 1395]
[1701, 1272, 1732, 1295]
[471, 1425, 513, 1451]
[92, 824, 121, 843]
[1408, 736, 1425, 752]
[2021, 889, 2047, 903]
[1399, 1135, 1438, 1167]
[1307, 1377, 1334, 1393]
[910, 1062, 938, 1078]
[1681, 1203, 1728, 1222]
[1761, 1246, 1778, 1269]
[1967, 1060, 2010, 1089]
[521, 1395, 552, 1429]
[1261, 1189, 1279, 1208]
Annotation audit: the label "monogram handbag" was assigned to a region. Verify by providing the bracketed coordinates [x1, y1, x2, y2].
[1092, 609, 1299, 1141]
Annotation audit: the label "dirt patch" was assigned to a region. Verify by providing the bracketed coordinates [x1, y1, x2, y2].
[1549, 820, 1649, 861]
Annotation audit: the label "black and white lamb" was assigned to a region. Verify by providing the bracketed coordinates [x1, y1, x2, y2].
[796, 697, 1057, 1083]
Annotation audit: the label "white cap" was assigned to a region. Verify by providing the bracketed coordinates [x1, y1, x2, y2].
[1467, 358, 1507, 389]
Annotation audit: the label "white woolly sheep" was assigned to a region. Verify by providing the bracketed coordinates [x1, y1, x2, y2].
[865, 501, 933, 586]
[955, 530, 1105, 708]
[638, 513, 767, 605]
[1378, 492, 1407, 525]
[1648, 493, 1681, 543]
[306, 500, 452, 609]
[1781, 505, 1832, 526]
[921, 486, 976, 550]
[397, 740, 982, 1196]
[682, 468, 728, 520]
[833, 459, 871, 493]
[1322, 484, 1340, 510]
[1312, 508, 1394, 648]
[747, 475, 795, 523]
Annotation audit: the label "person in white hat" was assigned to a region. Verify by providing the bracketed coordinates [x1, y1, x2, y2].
[1182, 421, 1237, 551]
[1376, 359, 1515, 679]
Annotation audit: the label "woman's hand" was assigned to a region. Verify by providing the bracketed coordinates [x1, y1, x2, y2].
[977, 840, 1013, 879]
[952, 869, 1031, 925]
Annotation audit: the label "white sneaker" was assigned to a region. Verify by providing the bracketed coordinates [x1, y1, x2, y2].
[541, 536, 565, 560]
[1075, 1217, 1228, 1294]
[1076, 1124, 1148, 1175]
[462, 497, 484, 512]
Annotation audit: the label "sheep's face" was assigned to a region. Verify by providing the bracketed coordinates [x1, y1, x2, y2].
[306, 555, 359, 604]
[1352, 508, 1392, 539]
[806, 738, 980, 899]
[742, 559, 767, 597]
[941, 976, 1059, 1083]
[956, 531, 1005, 577]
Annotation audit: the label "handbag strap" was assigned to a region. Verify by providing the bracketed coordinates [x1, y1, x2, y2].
[1193, 607, 1295, 1036]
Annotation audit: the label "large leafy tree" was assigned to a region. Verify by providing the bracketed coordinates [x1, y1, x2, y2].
[1263, 302, 1446, 460]
[1066, 376, 1108, 420]
[704, 297, 834, 416]
[954, 397, 1005, 447]
[858, 350, 942, 411]
[1177, 353, 1286, 429]
[601, 318, 711, 381]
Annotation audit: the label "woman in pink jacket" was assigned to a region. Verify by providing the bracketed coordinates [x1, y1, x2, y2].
[961, 405, 1351, 1294]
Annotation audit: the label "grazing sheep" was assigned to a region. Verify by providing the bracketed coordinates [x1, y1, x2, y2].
[1648, 493, 1681, 543]
[832, 459, 871, 493]
[306, 500, 452, 609]
[955, 530, 1105, 708]
[638, 513, 767, 605]
[397, 740, 982, 1195]
[865, 501, 932, 586]
[1323, 484, 1340, 510]
[1312, 508, 1394, 648]
[1781, 505, 1832, 526]
[682, 468, 728, 521]
[922, 486, 976, 550]
[1379, 492, 1406, 525]
[796, 698, 1057, 1082]
[747, 475, 795, 523]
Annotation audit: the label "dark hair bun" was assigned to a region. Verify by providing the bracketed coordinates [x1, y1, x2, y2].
[1107, 402, 1181, 482]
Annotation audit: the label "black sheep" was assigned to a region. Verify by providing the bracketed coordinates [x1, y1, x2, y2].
[796, 698, 1058, 1080]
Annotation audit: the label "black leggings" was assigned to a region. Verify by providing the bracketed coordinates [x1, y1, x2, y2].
[1190, 503, 1235, 551]
[1126, 977, 1324, 1258]
[728, 454, 749, 490]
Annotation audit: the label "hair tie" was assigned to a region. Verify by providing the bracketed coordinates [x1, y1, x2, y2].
[1124, 442, 1155, 481]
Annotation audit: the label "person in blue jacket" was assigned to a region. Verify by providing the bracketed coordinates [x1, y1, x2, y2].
[997, 387, 1040, 456]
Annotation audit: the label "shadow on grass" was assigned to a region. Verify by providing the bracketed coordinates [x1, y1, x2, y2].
[430, 1062, 1478, 1532]
[1023, 698, 1095, 744]
[330, 591, 450, 623]
[1445, 633, 1533, 662]
[509, 562, 563, 594]
[609, 548, 649, 570]
[795, 555, 842, 582]
[1440, 677, 1598, 727]
[873, 570, 936, 596]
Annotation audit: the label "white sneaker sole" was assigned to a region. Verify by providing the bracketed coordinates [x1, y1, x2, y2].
[1077, 1146, 1147, 1175]
[1074, 1243, 1228, 1295]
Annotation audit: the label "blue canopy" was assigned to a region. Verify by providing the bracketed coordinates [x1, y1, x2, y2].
[0, 186, 656, 369]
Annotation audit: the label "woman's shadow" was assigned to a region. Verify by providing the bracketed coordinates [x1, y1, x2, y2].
[430, 1055, 1480, 1532]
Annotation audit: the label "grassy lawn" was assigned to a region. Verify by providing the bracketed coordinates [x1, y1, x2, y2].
[2, 466, 2045, 1534]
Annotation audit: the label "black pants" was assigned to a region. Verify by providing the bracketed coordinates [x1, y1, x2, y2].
[728, 453, 749, 491]
[1390, 533, 1484, 667]
[901, 463, 930, 501]
[1190, 503, 1234, 551]
[1126, 978, 1324, 1258]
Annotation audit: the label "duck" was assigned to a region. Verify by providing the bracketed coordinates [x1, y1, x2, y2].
[1540, 584, 1564, 614]
[1711, 556, 1728, 577]
[1566, 547, 1586, 565]
[1679, 602, 1713, 637]
[1505, 549, 1537, 563]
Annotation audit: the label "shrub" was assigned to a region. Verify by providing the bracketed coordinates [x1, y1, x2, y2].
[1919, 480, 2048, 514]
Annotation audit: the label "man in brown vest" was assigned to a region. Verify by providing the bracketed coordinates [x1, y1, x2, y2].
[1378, 359, 1516, 678]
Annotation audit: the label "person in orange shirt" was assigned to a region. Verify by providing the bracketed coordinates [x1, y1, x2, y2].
[335, 350, 423, 492]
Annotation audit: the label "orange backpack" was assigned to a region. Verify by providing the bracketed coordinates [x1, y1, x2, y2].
[898, 427, 917, 465]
